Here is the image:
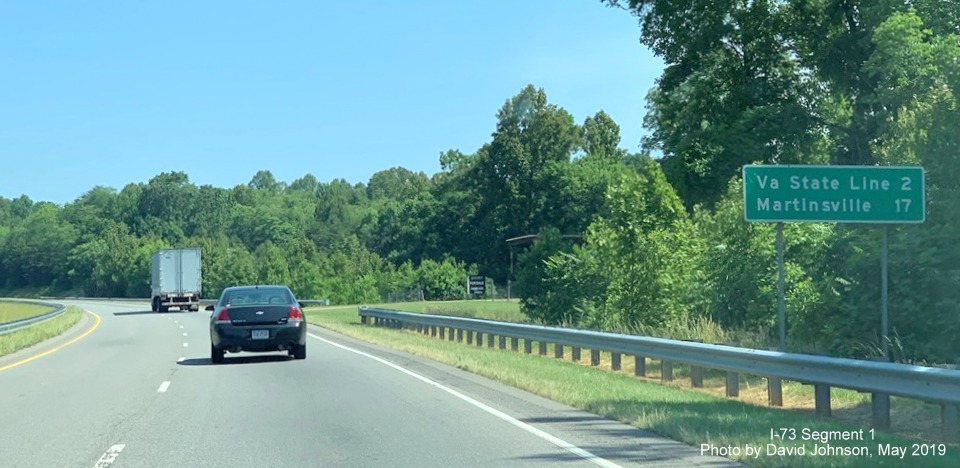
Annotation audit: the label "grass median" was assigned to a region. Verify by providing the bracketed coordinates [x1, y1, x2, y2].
[0, 301, 55, 323]
[306, 305, 958, 467]
[0, 306, 84, 358]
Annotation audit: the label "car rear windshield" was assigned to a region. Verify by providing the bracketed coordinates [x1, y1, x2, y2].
[221, 288, 293, 307]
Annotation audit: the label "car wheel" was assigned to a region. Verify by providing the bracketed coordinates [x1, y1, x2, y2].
[292, 344, 306, 360]
[211, 344, 224, 364]
[152, 297, 159, 312]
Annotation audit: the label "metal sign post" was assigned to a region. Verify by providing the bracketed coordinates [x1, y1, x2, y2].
[881, 225, 890, 361]
[776, 222, 786, 352]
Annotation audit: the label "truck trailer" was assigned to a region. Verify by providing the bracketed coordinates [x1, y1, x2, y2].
[151, 248, 202, 312]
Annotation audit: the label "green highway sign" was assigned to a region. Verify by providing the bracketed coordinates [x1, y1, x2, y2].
[743, 165, 925, 223]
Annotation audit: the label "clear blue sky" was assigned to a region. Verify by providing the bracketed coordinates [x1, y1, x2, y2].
[0, 1, 663, 205]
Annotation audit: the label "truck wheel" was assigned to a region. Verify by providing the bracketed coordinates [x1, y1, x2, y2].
[152, 297, 159, 312]
[159, 304, 169, 313]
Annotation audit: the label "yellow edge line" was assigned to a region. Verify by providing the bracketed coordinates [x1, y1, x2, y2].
[0, 309, 102, 372]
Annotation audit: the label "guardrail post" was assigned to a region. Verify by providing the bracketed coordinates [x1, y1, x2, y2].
[815, 384, 832, 417]
[431, 326, 437, 337]
[466, 331, 473, 345]
[499, 336, 506, 349]
[871, 393, 890, 429]
[684, 339, 702, 386]
[767, 377, 783, 406]
[539, 341, 547, 356]
[477, 332, 484, 347]
[572, 346, 581, 362]
[510, 337, 519, 351]
[554, 343, 564, 359]
[862, 357, 888, 427]
[726, 371, 739, 397]
[942, 404, 960, 443]
[691, 365, 703, 388]
[456, 329, 464, 342]
[439, 327, 446, 339]
[661, 360, 673, 382]
[524, 339, 532, 354]
[635, 356, 646, 376]
[361, 316, 368, 325]
[590, 349, 600, 366]
[449, 328, 456, 341]
[487, 333, 495, 348]
[611, 352, 621, 371]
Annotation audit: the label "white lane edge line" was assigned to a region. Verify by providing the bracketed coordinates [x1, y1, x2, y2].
[92, 443, 125, 468]
[157, 381, 171, 393]
[308, 332, 621, 468]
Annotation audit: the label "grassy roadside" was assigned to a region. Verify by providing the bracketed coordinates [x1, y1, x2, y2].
[337, 301, 945, 442]
[0, 306, 84, 358]
[355, 299, 526, 322]
[306, 306, 958, 467]
[0, 302, 55, 323]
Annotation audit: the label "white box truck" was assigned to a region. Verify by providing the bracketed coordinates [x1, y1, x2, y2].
[151, 248, 202, 312]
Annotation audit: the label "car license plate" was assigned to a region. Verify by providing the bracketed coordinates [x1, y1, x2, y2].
[251, 330, 269, 340]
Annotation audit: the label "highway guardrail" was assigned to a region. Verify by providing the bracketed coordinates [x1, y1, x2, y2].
[0, 300, 67, 336]
[358, 306, 960, 443]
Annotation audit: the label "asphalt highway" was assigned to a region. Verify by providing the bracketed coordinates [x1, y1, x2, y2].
[0, 301, 741, 467]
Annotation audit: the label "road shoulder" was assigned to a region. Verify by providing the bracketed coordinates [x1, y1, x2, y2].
[307, 323, 743, 467]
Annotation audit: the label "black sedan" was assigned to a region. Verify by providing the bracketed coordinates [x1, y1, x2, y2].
[207, 285, 307, 363]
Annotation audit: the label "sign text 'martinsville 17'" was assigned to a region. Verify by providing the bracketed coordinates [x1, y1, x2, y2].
[743, 165, 925, 224]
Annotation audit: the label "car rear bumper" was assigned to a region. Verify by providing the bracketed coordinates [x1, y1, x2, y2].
[211, 321, 306, 352]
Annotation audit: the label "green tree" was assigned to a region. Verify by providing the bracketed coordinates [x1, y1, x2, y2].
[248, 170, 284, 193]
[367, 167, 430, 201]
[515, 227, 577, 323]
[417, 257, 467, 301]
[254, 241, 291, 286]
[605, 0, 829, 210]
[287, 174, 319, 193]
[581, 110, 623, 159]
[2, 204, 77, 288]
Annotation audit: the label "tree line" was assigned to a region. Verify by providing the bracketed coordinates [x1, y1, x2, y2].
[1, 1, 958, 362]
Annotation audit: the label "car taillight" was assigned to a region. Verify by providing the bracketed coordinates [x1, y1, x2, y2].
[216, 309, 230, 321]
[289, 306, 304, 320]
